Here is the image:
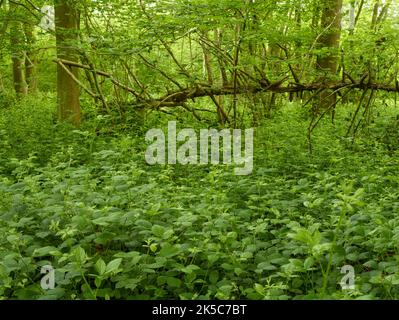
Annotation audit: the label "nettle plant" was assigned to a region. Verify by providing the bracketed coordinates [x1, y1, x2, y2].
[1, 102, 399, 300]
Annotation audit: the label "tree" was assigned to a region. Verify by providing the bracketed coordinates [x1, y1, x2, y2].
[55, 0, 81, 126]
[24, 21, 38, 93]
[315, 0, 343, 114]
[9, 2, 28, 96]
[316, 0, 343, 78]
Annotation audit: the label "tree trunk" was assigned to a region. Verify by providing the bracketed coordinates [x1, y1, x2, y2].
[24, 22, 38, 93]
[55, 0, 81, 126]
[10, 3, 28, 96]
[317, 0, 343, 80]
[316, 0, 343, 116]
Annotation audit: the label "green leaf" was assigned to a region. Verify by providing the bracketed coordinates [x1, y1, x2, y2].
[256, 262, 277, 271]
[33, 246, 60, 257]
[209, 270, 219, 284]
[312, 243, 332, 256]
[254, 283, 265, 296]
[158, 245, 180, 258]
[116, 278, 141, 290]
[151, 225, 165, 237]
[144, 257, 167, 269]
[95, 259, 107, 275]
[95, 277, 103, 288]
[73, 247, 87, 264]
[114, 252, 141, 265]
[150, 243, 158, 253]
[180, 265, 200, 274]
[166, 277, 181, 288]
[92, 217, 111, 226]
[304, 257, 314, 269]
[106, 258, 122, 274]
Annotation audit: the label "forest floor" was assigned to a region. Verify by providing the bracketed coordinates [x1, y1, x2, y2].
[1, 97, 399, 299]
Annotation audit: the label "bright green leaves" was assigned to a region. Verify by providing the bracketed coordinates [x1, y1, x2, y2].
[151, 225, 174, 239]
[256, 262, 278, 273]
[92, 258, 123, 289]
[157, 276, 181, 288]
[2, 102, 399, 301]
[95, 258, 107, 276]
[94, 258, 122, 277]
[32, 246, 60, 258]
[158, 245, 181, 258]
[288, 227, 322, 248]
[180, 265, 200, 274]
[288, 225, 332, 258]
[105, 258, 122, 275]
[73, 247, 87, 265]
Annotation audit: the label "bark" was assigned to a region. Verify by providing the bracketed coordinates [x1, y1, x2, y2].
[24, 22, 38, 93]
[316, 0, 343, 80]
[10, 3, 28, 96]
[316, 0, 343, 114]
[55, 0, 81, 126]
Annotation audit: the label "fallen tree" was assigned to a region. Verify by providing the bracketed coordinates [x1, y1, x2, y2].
[55, 58, 399, 111]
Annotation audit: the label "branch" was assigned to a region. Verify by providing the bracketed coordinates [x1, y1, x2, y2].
[55, 58, 399, 109]
[56, 60, 97, 98]
[53, 59, 141, 98]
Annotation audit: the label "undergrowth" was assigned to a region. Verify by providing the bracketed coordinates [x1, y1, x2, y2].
[1, 96, 399, 300]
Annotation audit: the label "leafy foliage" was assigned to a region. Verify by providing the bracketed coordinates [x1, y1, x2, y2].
[1, 0, 399, 301]
[2, 100, 399, 300]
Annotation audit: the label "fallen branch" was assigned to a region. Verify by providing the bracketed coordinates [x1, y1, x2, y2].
[55, 58, 399, 110]
[53, 59, 141, 98]
[56, 60, 97, 98]
[145, 81, 399, 108]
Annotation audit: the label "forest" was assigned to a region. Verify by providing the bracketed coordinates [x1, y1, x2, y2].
[0, 0, 399, 300]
